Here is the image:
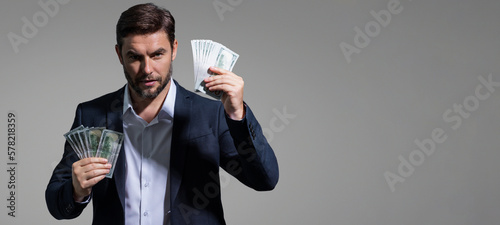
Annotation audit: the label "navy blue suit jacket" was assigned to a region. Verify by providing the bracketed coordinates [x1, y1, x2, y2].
[46, 81, 279, 225]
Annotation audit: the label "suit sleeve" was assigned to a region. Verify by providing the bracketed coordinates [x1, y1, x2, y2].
[219, 103, 279, 191]
[45, 104, 89, 219]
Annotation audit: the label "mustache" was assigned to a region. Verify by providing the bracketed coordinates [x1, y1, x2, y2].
[136, 73, 161, 82]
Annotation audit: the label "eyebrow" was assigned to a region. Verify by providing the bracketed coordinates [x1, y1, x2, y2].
[125, 49, 139, 57]
[152, 48, 167, 55]
[125, 48, 168, 57]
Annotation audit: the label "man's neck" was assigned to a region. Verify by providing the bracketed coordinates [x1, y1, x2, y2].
[129, 81, 171, 123]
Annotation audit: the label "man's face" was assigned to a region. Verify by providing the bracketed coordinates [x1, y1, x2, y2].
[116, 31, 178, 99]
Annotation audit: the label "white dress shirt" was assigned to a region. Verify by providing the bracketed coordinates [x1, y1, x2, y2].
[122, 80, 176, 225]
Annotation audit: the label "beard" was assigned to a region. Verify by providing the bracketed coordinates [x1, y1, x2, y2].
[124, 64, 173, 99]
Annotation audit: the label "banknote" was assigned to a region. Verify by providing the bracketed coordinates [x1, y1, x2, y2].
[96, 129, 124, 178]
[63, 125, 84, 158]
[80, 130, 92, 158]
[88, 127, 104, 157]
[63, 126, 123, 178]
[191, 39, 239, 99]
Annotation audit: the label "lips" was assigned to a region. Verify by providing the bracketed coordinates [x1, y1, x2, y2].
[143, 80, 157, 86]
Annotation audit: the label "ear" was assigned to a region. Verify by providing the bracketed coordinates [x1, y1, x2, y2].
[115, 44, 124, 65]
[171, 39, 178, 61]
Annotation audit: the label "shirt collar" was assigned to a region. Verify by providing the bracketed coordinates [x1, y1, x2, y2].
[123, 79, 176, 120]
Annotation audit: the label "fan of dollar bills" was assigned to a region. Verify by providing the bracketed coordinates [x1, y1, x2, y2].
[191, 39, 239, 99]
[63, 125, 124, 178]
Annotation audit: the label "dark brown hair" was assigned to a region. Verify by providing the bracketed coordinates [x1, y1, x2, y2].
[116, 3, 175, 51]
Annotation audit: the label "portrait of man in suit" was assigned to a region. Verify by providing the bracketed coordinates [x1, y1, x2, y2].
[45, 3, 279, 225]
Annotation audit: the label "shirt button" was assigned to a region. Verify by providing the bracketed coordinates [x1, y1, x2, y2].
[144, 183, 149, 187]
[143, 211, 148, 216]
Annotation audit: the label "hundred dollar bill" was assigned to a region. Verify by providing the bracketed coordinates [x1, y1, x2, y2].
[72, 132, 86, 158]
[63, 126, 124, 178]
[97, 129, 124, 178]
[88, 127, 104, 157]
[191, 39, 239, 99]
[79, 129, 92, 158]
[63, 125, 85, 159]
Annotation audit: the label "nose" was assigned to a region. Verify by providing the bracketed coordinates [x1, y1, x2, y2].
[142, 58, 153, 75]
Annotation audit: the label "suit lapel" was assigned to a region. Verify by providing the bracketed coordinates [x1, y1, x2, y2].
[106, 87, 126, 210]
[170, 81, 192, 203]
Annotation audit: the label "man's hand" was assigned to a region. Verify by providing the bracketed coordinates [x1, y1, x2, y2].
[72, 157, 111, 202]
[204, 66, 245, 120]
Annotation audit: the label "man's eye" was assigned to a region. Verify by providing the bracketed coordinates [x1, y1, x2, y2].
[129, 55, 140, 60]
[153, 53, 163, 58]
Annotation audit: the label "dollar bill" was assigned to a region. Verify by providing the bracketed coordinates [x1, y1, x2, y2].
[70, 132, 85, 157]
[191, 39, 239, 99]
[81, 129, 93, 158]
[63, 126, 123, 178]
[88, 127, 104, 157]
[96, 129, 124, 178]
[63, 125, 85, 158]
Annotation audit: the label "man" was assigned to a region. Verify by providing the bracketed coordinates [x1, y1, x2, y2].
[46, 3, 279, 225]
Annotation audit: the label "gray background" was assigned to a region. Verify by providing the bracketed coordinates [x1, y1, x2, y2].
[1, 0, 500, 224]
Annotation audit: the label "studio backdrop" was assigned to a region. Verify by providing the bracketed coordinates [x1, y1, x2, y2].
[1, 0, 500, 224]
